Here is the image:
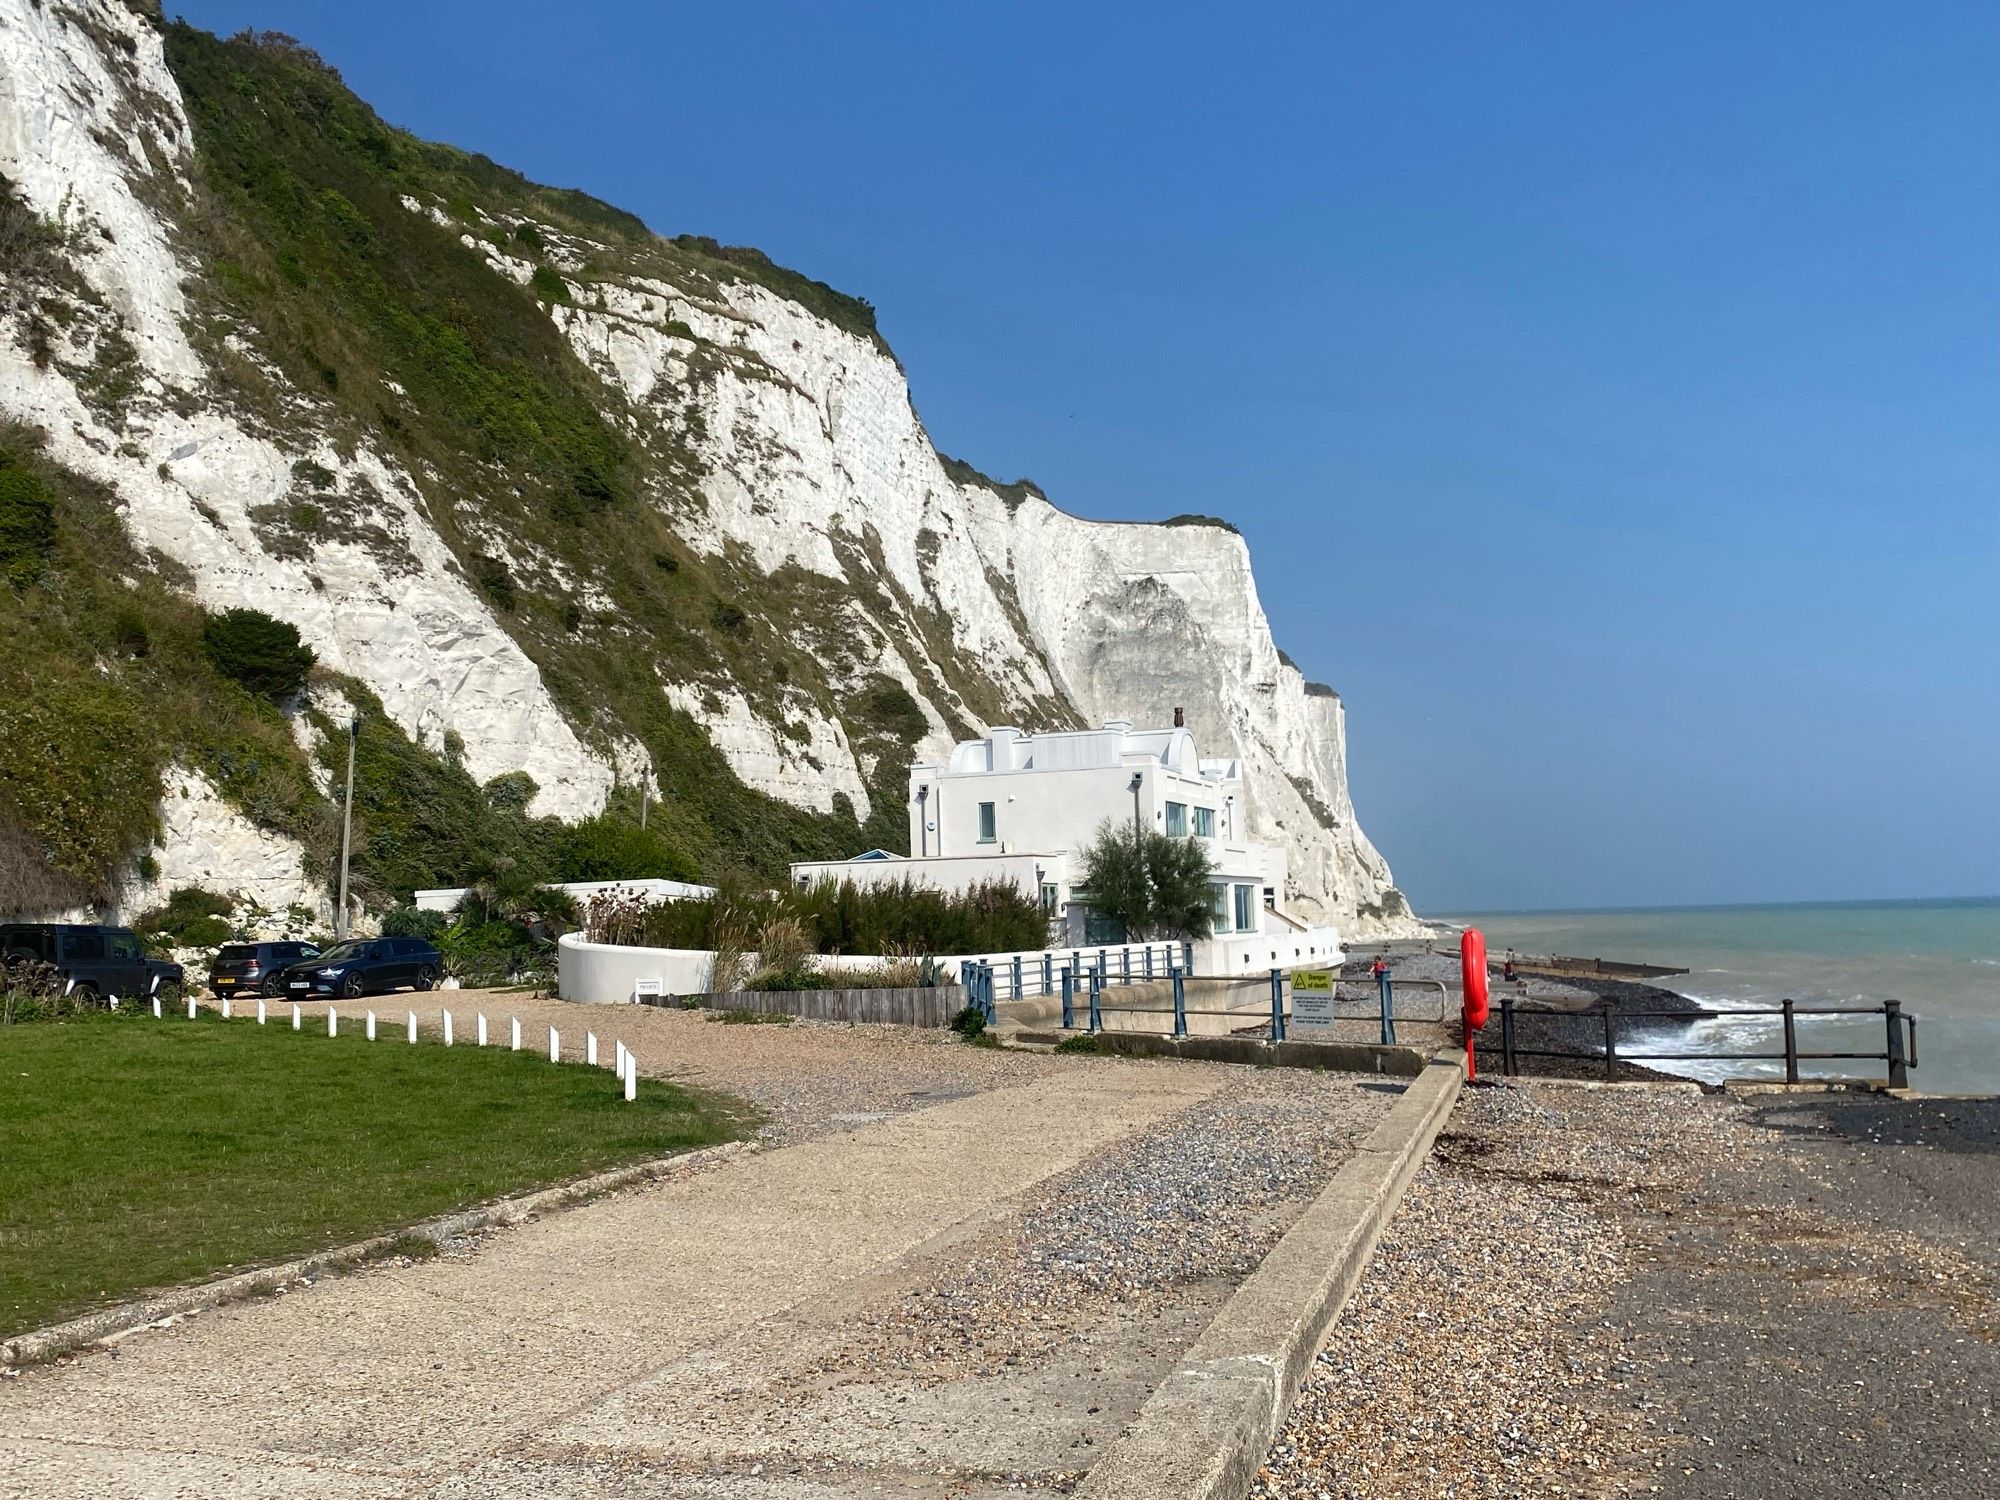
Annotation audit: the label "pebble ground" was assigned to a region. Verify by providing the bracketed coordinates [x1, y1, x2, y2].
[1253, 1080, 2000, 1500]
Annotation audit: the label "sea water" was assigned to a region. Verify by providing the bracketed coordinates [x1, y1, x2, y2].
[1448, 898, 2000, 1094]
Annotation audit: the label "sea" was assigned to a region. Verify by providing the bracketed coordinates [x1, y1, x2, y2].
[1446, 898, 2000, 1095]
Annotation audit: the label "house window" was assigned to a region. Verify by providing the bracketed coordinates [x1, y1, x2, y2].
[1210, 882, 1230, 935]
[977, 802, 997, 843]
[1233, 883, 1254, 933]
[1165, 801, 1187, 837]
[1192, 806, 1215, 838]
[1040, 881, 1058, 914]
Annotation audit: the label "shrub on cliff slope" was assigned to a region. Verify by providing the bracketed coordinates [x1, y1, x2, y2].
[136, 887, 236, 949]
[200, 608, 315, 701]
[0, 457, 55, 588]
[559, 815, 699, 883]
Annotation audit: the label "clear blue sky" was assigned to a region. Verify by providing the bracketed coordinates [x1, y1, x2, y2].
[170, 1, 1999, 912]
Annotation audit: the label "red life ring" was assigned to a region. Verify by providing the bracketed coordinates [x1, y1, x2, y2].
[1461, 928, 1490, 1030]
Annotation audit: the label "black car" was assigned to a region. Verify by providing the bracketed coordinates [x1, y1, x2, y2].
[0, 923, 185, 1002]
[211, 941, 322, 999]
[275, 937, 441, 999]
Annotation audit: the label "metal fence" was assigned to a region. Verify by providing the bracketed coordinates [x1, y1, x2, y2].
[961, 943, 1192, 1010]
[960, 961, 1438, 1045]
[1475, 994, 1920, 1087]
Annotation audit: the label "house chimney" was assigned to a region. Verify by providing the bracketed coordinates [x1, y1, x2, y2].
[1173, 706, 1184, 728]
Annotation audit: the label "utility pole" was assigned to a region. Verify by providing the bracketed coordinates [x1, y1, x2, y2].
[336, 716, 357, 938]
[639, 782, 649, 830]
[1129, 773, 1143, 843]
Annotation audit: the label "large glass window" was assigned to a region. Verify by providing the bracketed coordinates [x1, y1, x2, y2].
[977, 801, 997, 843]
[1210, 883, 1230, 934]
[1234, 884, 1254, 933]
[1165, 801, 1187, 837]
[1192, 806, 1215, 838]
[1040, 882, 1058, 914]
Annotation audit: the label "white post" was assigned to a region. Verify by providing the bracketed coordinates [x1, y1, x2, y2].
[477, 1013, 488, 1047]
[221, 996, 231, 1020]
[257, 998, 267, 1025]
[586, 1032, 598, 1066]
[152, 996, 162, 1019]
[511, 1016, 521, 1051]
[366, 1010, 377, 1041]
[443, 1010, 454, 1047]
[292, 1004, 301, 1031]
[328, 1006, 338, 1038]
[407, 1011, 418, 1044]
[108, 994, 119, 1011]
[624, 1059, 636, 1102]
[548, 1026, 560, 1064]
[187, 995, 197, 1020]
[615, 1040, 627, 1079]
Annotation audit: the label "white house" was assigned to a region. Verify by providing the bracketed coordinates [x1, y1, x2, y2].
[790, 719, 1298, 953]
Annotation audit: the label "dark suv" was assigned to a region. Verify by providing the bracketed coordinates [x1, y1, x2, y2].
[0, 923, 185, 1002]
[274, 937, 441, 999]
[211, 941, 322, 999]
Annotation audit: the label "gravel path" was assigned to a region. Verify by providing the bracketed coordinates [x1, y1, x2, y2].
[1253, 1081, 2000, 1499]
[286, 990, 1058, 1145]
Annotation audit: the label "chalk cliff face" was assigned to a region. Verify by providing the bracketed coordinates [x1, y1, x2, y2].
[0, 1, 1421, 934]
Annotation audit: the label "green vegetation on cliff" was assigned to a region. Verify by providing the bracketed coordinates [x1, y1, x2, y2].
[153, 25, 933, 885]
[3, 21, 1082, 916]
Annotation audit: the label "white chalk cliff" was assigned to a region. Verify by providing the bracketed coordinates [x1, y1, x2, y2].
[0, 0, 1421, 934]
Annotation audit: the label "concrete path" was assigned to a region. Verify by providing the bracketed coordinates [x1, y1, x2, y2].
[0, 1066, 1224, 1498]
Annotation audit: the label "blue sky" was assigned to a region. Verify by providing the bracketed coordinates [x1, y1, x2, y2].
[170, 1, 1999, 911]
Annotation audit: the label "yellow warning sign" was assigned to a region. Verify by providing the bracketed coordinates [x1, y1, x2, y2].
[1292, 968, 1334, 993]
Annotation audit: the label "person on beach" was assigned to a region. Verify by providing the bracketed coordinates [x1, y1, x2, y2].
[1503, 953, 1517, 983]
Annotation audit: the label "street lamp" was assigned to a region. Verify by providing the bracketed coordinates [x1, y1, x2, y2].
[1128, 772, 1143, 842]
[336, 715, 358, 938]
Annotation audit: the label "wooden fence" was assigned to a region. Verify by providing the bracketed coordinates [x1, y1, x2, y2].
[641, 985, 966, 1028]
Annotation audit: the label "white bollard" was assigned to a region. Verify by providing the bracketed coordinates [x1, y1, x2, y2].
[221, 996, 231, 1020]
[549, 1026, 560, 1064]
[586, 1032, 598, 1067]
[187, 996, 197, 1020]
[366, 1010, 377, 1041]
[292, 1004, 301, 1031]
[443, 1010, 454, 1047]
[108, 994, 118, 1012]
[257, 998, 267, 1025]
[511, 1016, 521, 1051]
[407, 1011, 418, 1044]
[624, 1059, 636, 1103]
[328, 1006, 338, 1038]
[152, 996, 162, 1019]
[615, 1040, 628, 1079]
[477, 1013, 488, 1047]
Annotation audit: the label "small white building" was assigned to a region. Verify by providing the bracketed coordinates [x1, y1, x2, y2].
[791, 719, 1293, 950]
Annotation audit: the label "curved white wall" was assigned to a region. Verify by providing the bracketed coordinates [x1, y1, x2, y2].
[558, 933, 715, 1005]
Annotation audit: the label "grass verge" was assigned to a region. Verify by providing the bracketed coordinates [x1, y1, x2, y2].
[0, 1013, 737, 1337]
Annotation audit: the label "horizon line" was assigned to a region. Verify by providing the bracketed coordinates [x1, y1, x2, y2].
[1437, 894, 2000, 919]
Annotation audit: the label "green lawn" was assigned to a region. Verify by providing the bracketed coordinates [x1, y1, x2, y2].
[0, 1013, 739, 1337]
